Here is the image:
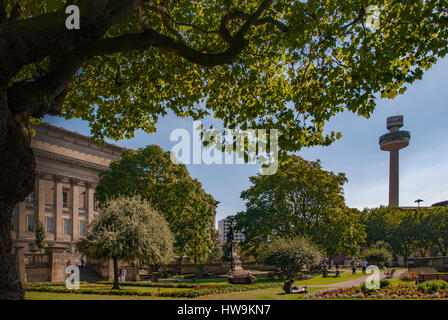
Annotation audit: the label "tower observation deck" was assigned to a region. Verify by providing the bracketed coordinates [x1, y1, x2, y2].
[379, 116, 411, 207]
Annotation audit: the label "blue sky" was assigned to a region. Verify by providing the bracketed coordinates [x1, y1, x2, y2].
[45, 57, 448, 226]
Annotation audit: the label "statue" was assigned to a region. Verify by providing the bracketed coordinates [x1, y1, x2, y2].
[225, 224, 243, 274]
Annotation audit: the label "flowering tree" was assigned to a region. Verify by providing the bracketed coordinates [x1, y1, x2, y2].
[77, 196, 174, 289]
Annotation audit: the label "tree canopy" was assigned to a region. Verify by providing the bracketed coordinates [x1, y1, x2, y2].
[235, 155, 365, 260]
[263, 236, 323, 277]
[95, 144, 217, 267]
[5, 1, 448, 152]
[363, 206, 448, 263]
[77, 196, 174, 289]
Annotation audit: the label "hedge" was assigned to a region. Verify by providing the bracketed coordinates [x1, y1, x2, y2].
[96, 280, 225, 289]
[24, 281, 87, 287]
[24, 282, 281, 298]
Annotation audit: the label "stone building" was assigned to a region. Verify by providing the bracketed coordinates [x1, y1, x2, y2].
[11, 122, 124, 260]
[11, 122, 224, 281]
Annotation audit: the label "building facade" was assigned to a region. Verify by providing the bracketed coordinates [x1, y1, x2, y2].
[218, 217, 245, 244]
[11, 123, 123, 259]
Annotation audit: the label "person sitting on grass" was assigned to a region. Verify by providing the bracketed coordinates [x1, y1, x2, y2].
[283, 279, 307, 294]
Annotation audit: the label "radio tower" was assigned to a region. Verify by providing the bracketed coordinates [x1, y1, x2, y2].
[379, 116, 411, 207]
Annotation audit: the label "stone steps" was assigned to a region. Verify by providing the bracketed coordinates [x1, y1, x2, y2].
[79, 265, 102, 283]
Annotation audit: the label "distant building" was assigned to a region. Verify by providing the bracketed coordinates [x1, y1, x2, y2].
[432, 200, 448, 207]
[218, 217, 245, 244]
[379, 115, 411, 207]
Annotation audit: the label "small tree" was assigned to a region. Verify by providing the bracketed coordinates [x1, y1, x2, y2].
[263, 236, 323, 278]
[34, 221, 45, 250]
[77, 196, 174, 289]
[362, 242, 393, 268]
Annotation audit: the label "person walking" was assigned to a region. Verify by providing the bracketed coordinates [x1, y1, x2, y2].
[351, 260, 357, 275]
[361, 260, 367, 275]
[121, 267, 127, 282]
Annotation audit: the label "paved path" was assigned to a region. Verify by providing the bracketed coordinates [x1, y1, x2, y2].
[307, 269, 407, 288]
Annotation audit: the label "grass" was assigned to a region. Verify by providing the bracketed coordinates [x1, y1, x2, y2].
[24, 272, 368, 300]
[289, 272, 365, 285]
[25, 291, 177, 300]
[26, 287, 328, 300]
[195, 287, 327, 300]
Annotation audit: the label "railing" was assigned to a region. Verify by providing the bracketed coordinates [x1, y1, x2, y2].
[24, 253, 50, 266]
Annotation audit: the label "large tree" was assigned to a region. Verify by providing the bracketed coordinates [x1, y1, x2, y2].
[77, 196, 174, 289]
[425, 206, 448, 256]
[235, 155, 349, 256]
[95, 144, 217, 273]
[362, 206, 445, 265]
[1, 0, 447, 299]
[315, 207, 366, 266]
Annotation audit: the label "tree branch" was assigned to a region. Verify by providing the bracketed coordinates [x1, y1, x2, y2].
[85, 0, 275, 67]
[0, 0, 6, 23]
[7, 0, 275, 117]
[7, 48, 86, 116]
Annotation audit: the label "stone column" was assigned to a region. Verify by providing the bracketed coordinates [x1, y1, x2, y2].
[71, 179, 80, 241]
[86, 181, 96, 225]
[46, 245, 68, 282]
[17, 201, 27, 239]
[54, 176, 64, 240]
[36, 171, 47, 223]
[14, 245, 27, 282]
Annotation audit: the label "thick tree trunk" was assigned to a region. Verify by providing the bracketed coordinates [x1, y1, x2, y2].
[0, 91, 35, 300]
[112, 257, 120, 290]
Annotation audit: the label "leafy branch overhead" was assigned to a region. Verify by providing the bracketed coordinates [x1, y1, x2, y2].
[3, 0, 447, 155]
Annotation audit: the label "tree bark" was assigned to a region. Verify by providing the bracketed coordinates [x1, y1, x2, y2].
[0, 90, 35, 299]
[177, 255, 183, 274]
[112, 257, 120, 290]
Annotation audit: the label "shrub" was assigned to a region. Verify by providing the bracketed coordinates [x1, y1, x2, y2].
[23, 281, 87, 288]
[263, 236, 322, 277]
[417, 280, 448, 294]
[380, 279, 390, 289]
[360, 283, 377, 295]
[362, 246, 392, 267]
[25, 281, 281, 298]
[398, 271, 419, 282]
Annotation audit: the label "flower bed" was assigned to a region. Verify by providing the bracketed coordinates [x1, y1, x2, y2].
[304, 282, 448, 299]
[97, 280, 226, 289]
[24, 281, 281, 298]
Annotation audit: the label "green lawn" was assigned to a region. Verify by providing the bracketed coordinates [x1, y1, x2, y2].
[196, 287, 327, 300]
[26, 287, 328, 300]
[25, 291, 175, 300]
[24, 272, 368, 300]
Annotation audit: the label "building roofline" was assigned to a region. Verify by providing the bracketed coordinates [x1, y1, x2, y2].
[35, 122, 126, 153]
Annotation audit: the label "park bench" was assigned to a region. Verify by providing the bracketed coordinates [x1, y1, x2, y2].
[417, 273, 448, 283]
[384, 269, 396, 279]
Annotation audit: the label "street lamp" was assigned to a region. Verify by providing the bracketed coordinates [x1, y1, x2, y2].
[414, 199, 424, 208]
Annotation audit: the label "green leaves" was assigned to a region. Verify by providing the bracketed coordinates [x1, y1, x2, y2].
[77, 196, 174, 266]
[263, 236, 323, 276]
[53, 0, 448, 156]
[94, 144, 217, 264]
[235, 155, 359, 258]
